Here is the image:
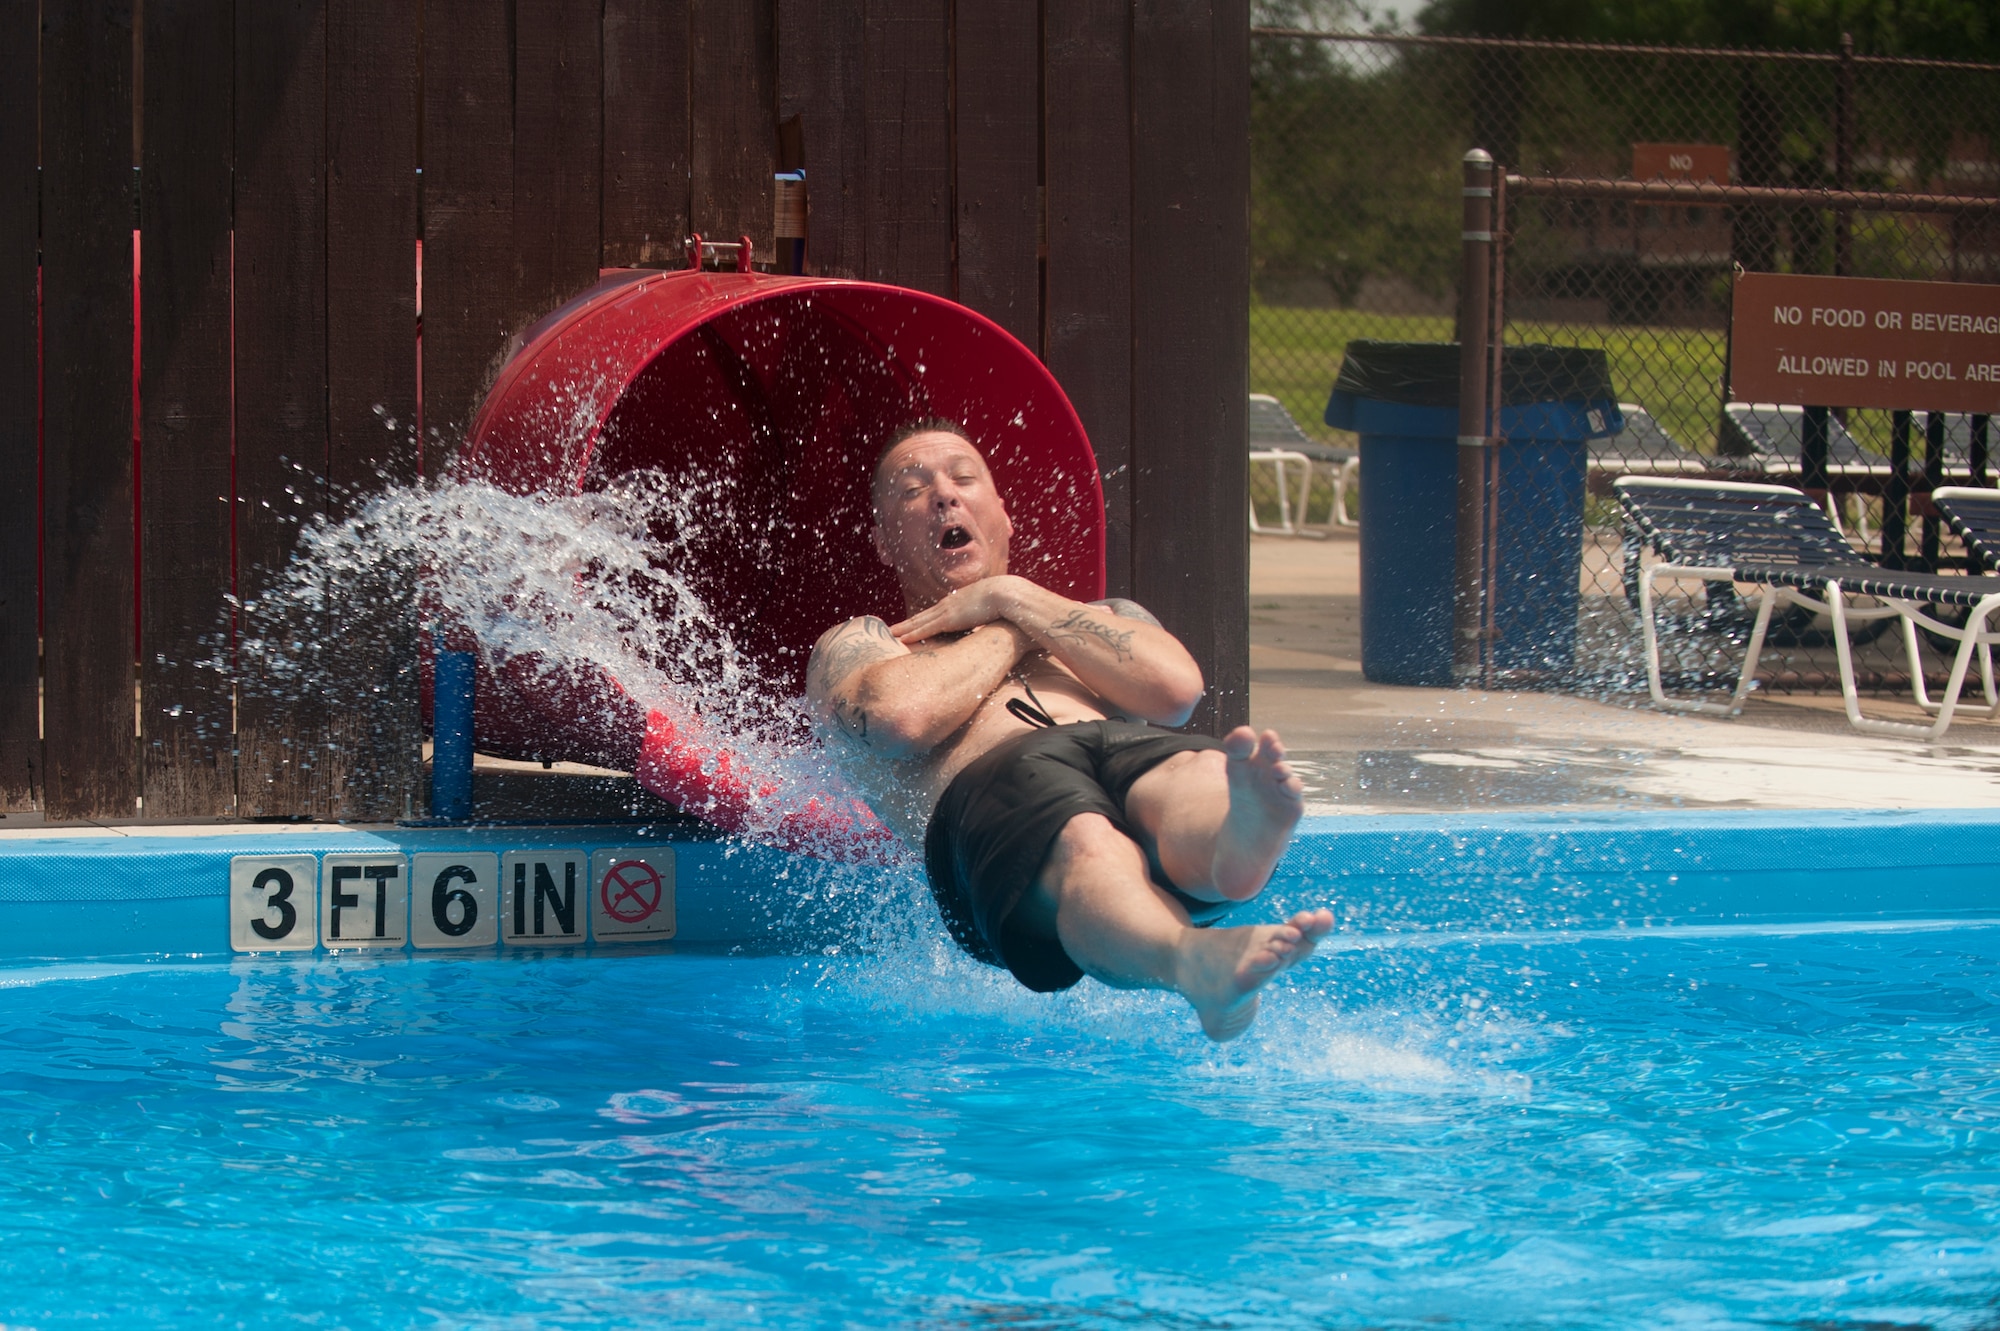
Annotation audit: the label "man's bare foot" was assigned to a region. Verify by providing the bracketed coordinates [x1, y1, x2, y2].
[1176, 908, 1335, 1042]
[1211, 727, 1307, 900]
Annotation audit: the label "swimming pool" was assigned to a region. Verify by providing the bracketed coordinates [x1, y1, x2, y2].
[3, 811, 1998, 1327]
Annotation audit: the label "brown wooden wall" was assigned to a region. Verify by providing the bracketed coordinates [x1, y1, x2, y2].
[1, 0, 1249, 823]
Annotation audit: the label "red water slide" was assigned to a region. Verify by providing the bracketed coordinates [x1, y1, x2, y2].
[452, 265, 1105, 846]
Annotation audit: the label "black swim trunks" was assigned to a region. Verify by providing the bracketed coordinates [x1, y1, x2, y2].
[923, 719, 1227, 992]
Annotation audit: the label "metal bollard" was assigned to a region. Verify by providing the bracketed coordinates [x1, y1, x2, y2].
[1456, 148, 1496, 682]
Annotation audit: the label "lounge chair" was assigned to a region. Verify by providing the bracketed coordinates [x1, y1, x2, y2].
[1720, 402, 1896, 542]
[1718, 402, 1880, 471]
[1617, 476, 2000, 740]
[1248, 393, 1357, 535]
[1934, 486, 2000, 572]
[1588, 404, 1706, 479]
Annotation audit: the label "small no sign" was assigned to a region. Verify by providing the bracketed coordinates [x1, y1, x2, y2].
[589, 848, 677, 942]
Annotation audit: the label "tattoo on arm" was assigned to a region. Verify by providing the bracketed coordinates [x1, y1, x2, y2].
[1091, 598, 1162, 627]
[1046, 607, 1135, 662]
[806, 617, 899, 748]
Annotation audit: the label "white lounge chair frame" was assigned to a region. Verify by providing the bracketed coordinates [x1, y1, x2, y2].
[1249, 448, 1358, 536]
[1623, 476, 2000, 739]
[1826, 580, 2000, 740]
[1248, 448, 1317, 537]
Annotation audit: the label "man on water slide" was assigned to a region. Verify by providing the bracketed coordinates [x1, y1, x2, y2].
[806, 420, 1333, 1041]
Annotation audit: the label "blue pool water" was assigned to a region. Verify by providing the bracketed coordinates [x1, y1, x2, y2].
[3, 918, 1998, 1328]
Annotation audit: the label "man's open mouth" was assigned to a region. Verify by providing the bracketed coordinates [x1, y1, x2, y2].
[939, 525, 971, 550]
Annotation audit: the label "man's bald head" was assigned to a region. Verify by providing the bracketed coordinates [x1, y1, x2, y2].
[869, 419, 1013, 611]
[872, 417, 976, 504]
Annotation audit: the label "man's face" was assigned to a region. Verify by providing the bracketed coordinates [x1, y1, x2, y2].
[871, 430, 1013, 607]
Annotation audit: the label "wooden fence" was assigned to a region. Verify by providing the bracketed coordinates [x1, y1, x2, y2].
[1, 0, 1251, 823]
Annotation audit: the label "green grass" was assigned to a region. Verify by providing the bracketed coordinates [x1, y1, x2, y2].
[1250, 306, 1453, 445]
[1250, 305, 1732, 458]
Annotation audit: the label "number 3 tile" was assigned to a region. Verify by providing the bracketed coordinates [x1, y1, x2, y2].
[230, 855, 320, 953]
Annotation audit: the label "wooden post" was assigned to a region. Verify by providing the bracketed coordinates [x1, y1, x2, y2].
[1043, 0, 1133, 598]
[953, 0, 1041, 347]
[603, 0, 693, 269]
[141, 0, 236, 818]
[1131, 0, 1250, 735]
[234, 0, 331, 817]
[862, 0, 952, 297]
[0, 0, 42, 810]
[42, 0, 137, 820]
[690, 0, 773, 257]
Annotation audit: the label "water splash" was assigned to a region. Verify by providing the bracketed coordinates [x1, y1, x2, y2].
[230, 461, 903, 863]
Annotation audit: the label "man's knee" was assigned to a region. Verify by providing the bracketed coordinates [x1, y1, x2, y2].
[1051, 812, 1144, 869]
[1017, 815, 1138, 939]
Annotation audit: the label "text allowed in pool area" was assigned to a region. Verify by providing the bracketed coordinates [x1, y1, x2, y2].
[227, 849, 677, 953]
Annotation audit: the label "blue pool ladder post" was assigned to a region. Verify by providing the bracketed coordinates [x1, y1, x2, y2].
[432, 634, 476, 822]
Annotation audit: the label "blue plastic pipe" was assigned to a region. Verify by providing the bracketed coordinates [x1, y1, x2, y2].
[432, 638, 476, 821]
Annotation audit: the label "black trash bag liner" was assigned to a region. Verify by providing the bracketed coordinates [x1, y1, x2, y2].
[1331, 340, 1615, 408]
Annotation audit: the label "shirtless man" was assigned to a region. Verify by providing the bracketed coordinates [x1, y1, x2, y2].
[806, 420, 1333, 1041]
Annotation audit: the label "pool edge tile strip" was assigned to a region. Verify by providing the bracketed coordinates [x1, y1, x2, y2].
[2, 810, 1999, 961]
[226, 844, 677, 953]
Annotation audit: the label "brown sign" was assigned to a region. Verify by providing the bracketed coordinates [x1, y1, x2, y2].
[1632, 142, 1731, 184]
[1729, 271, 2000, 413]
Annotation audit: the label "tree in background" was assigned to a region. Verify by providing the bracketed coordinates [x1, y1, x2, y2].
[1416, 0, 1998, 62]
[1253, 0, 1998, 325]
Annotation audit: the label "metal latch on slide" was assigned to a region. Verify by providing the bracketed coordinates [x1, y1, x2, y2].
[685, 233, 755, 272]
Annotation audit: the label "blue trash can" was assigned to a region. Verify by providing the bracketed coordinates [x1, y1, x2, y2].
[1325, 341, 1621, 687]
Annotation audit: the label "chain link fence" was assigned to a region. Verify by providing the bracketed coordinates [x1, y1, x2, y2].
[1251, 28, 2000, 698]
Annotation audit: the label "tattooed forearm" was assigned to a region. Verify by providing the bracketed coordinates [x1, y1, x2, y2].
[830, 699, 872, 748]
[1046, 608, 1135, 662]
[806, 617, 898, 696]
[1091, 597, 1162, 627]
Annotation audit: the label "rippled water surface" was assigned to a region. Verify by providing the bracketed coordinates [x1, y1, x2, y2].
[3, 921, 1998, 1329]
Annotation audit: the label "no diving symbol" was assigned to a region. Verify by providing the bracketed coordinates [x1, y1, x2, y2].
[600, 860, 663, 924]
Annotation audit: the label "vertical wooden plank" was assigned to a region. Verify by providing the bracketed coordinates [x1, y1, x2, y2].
[42, 0, 137, 819]
[515, 0, 603, 315]
[0, 0, 41, 809]
[422, 0, 514, 469]
[234, 0, 329, 816]
[1210, 0, 1250, 722]
[691, 0, 776, 253]
[140, 0, 235, 817]
[953, 0, 1039, 346]
[776, 0, 865, 277]
[326, 0, 422, 818]
[863, 0, 952, 294]
[1129, 0, 1248, 735]
[603, 0, 692, 267]
[1044, 0, 1133, 599]
[328, 0, 419, 496]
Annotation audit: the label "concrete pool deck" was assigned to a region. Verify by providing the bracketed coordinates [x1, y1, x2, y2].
[1250, 530, 2000, 815]
[1, 530, 1993, 837]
